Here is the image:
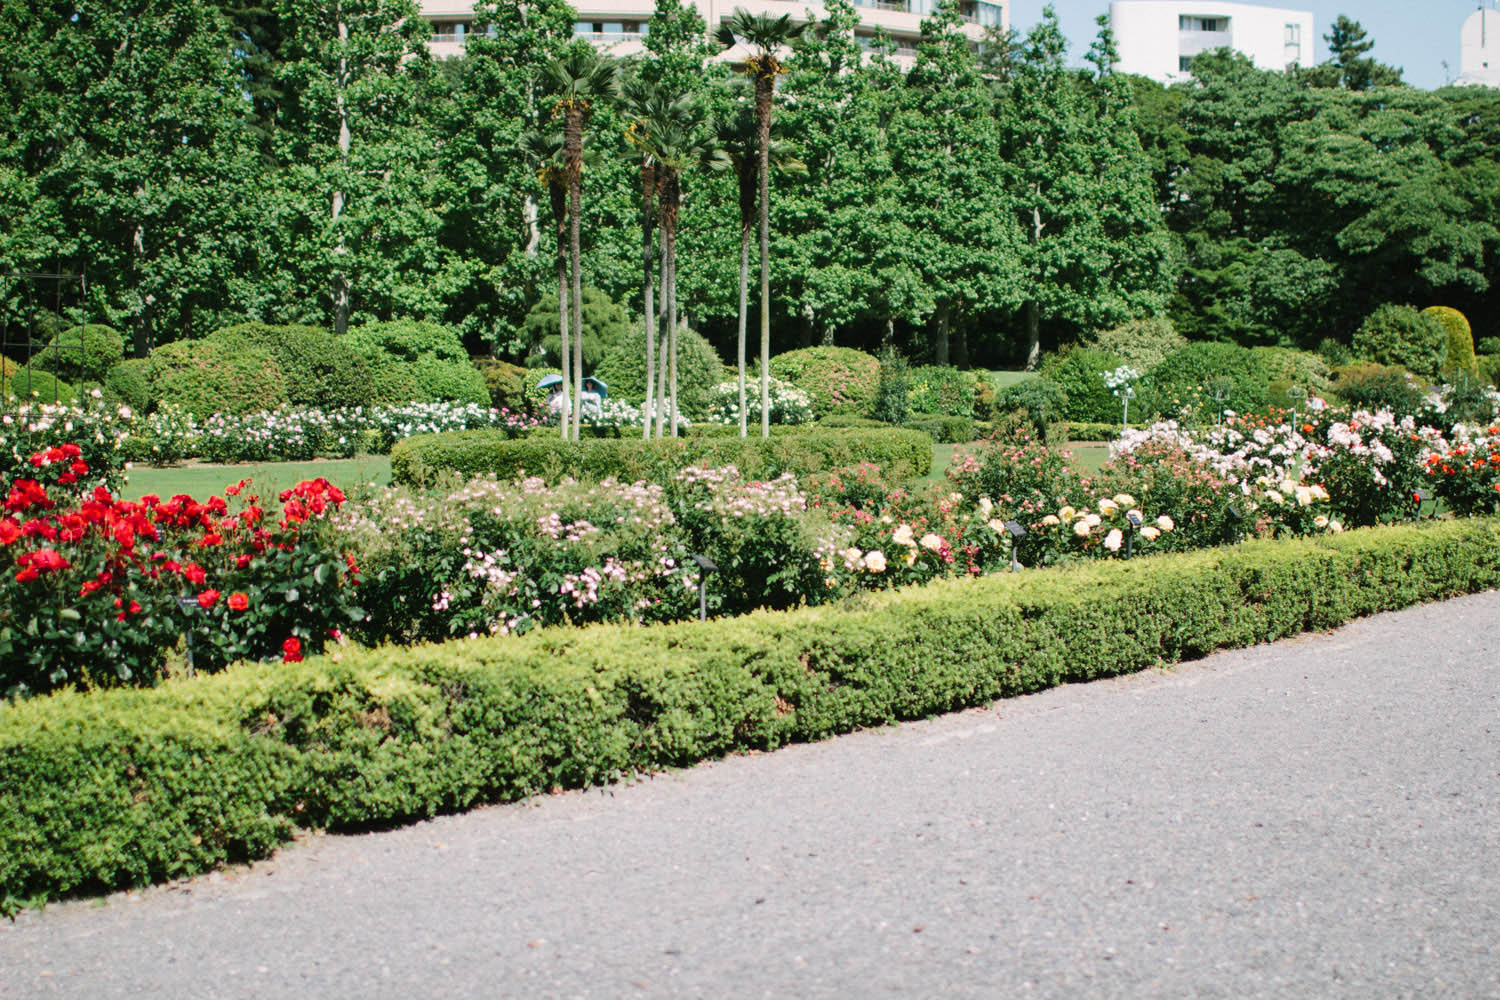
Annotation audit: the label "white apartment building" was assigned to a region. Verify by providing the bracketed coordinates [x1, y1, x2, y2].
[1456, 6, 1500, 87]
[420, 0, 1006, 68]
[1108, 0, 1314, 83]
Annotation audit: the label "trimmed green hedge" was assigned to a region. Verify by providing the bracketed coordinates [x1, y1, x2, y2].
[4, 518, 1498, 909]
[389, 427, 936, 486]
[903, 414, 974, 443]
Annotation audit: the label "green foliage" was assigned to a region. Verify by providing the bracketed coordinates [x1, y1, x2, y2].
[144, 339, 287, 418]
[1479, 355, 1500, 390]
[207, 323, 372, 410]
[1250, 346, 1334, 399]
[103, 358, 152, 413]
[1329, 362, 1427, 418]
[816, 415, 890, 429]
[1424, 306, 1478, 379]
[906, 365, 975, 417]
[993, 379, 1069, 438]
[1317, 338, 1353, 367]
[1477, 338, 1500, 357]
[389, 427, 934, 487]
[768, 347, 881, 419]
[903, 415, 973, 443]
[474, 358, 533, 413]
[871, 355, 911, 426]
[1351, 304, 1447, 378]
[344, 321, 487, 406]
[3, 518, 1499, 906]
[520, 287, 633, 370]
[593, 324, 724, 418]
[29, 326, 125, 384]
[1083, 317, 1187, 372]
[0, 365, 75, 405]
[1040, 348, 1123, 423]
[1146, 342, 1270, 420]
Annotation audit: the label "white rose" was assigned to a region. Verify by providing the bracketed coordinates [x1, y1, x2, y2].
[978, 497, 994, 517]
[1113, 493, 1136, 508]
[1098, 499, 1119, 516]
[1073, 520, 1092, 537]
[1140, 525, 1161, 541]
[1058, 505, 1076, 520]
[1314, 515, 1329, 529]
[1104, 528, 1123, 552]
[988, 518, 1005, 533]
[864, 550, 887, 573]
[920, 533, 945, 552]
[893, 524, 916, 547]
[1085, 513, 1102, 527]
[1157, 515, 1175, 532]
[1040, 514, 1061, 527]
[1264, 489, 1284, 505]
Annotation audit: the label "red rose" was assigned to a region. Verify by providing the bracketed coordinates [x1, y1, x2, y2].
[0, 519, 19, 546]
[183, 563, 207, 585]
[228, 592, 249, 611]
[197, 589, 220, 609]
[281, 637, 303, 663]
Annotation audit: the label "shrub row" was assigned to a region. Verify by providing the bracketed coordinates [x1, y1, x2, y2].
[3, 518, 1497, 909]
[389, 427, 936, 487]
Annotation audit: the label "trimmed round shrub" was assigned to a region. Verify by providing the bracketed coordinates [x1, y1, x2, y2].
[1084, 316, 1187, 372]
[1, 360, 76, 404]
[103, 358, 152, 412]
[145, 339, 287, 418]
[594, 325, 724, 419]
[993, 378, 1068, 438]
[1040, 348, 1123, 424]
[520, 287, 633, 371]
[1330, 362, 1427, 418]
[1351, 304, 1446, 378]
[475, 358, 532, 413]
[208, 323, 371, 410]
[30, 325, 124, 383]
[1424, 306, 1478, 379]
[906, 365, 976, 417]
[1145, 342, 1269, 421]
[768, 346, 880, 419]
[1250, 346, 1333, 400]
[344, 321, 486, 406]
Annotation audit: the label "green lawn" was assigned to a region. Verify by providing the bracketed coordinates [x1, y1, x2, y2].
[124, 456, 392, 501]
[923, 440, 1110, 485]
[984, 370, 1040, 389]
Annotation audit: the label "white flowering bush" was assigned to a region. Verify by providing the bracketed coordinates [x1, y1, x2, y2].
[0, 392, 133, 490]
[703, 377, 815, 426]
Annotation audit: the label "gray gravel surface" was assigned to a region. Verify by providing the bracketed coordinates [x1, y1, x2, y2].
[4, 592, 1500, 999]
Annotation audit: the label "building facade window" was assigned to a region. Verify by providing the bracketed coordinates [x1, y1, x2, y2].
[1179, 15, 1228, 32]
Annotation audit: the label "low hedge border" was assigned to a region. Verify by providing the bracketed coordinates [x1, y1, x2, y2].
[4, 518, 1499, 909]
[389, 426, 935, 486]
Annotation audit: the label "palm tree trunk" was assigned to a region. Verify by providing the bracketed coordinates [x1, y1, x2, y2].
[668, 223, 680, 438]
[737, 218, 751, 437]
[567, 106, 584, 442]
[640, 163, 656, 441]
[756, 73, 773, 439]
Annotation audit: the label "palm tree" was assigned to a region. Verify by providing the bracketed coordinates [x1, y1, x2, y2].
[543, 44, 620, 441]
[717, 10, 804, 437]
[714, 78, 805, 437]
[650, 104, 730, 436]
[520, 128, 571, 438]
[620, 77, 694, 439]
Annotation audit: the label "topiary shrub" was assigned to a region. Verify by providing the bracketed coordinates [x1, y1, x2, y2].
[1351, 304, 1446, 378]
[1330, 362, 1427, 418]
[769, 346, 880, 419]
[1145, 342, 1269, 421]
[207, 323, 371, 410]
[520, 287, 633, 371]
[344, 321, 486, 406]
[993, 378, 1068, 438]
[103, 358, 152, 412]
[1424, 306, 1478, 379]
[1084, 316, 1187, 372]
[1250, 346, 1333, 400]
[871, 354, 910, 425]
[906, 365, 976, 417]
[475, 358, 533, 413]
[594, 324, 724, 419]
[145, 339, 287, 418]
[1039, 347, 1122, 424]
[1, 360, 76, 405]
[903, 414, 973, 443]
[29, 325, 125, 383]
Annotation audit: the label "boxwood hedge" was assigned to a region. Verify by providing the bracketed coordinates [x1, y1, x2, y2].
[389, 427, 936, 486]
[3, 518, 1498, 909]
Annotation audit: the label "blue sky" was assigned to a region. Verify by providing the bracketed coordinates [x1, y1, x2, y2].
[1006, 1, 1493, 90]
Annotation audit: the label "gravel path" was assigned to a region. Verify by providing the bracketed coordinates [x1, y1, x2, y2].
[4, 592, 1499, 999]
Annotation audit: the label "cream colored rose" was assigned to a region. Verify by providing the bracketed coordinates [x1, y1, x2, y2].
[1058, 505, 1076, 520]
[1157, 515, 1175, 532]
[1264, 489, 1284, 504]
[1294, 486, 1313, 507]
[1314, 515, 1329, 529]
[864, 550, 887, 572]
[1140, 525, 1161, 541]
[1310, 484, 1329, 501]
[1098, 498, 1119, 516]
[1073, 520, 1092, 537]
[1104, 528, 1123, 552]
[920, 532, 944, 552]
[1113, 493, 1136, 508]
[1040, 514, 1061, 527]
[1084, 513, 1102, 527]
[988, 518, 1005, 533]
[893, 523, 916, 547]
[978, 497, 994, 517]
